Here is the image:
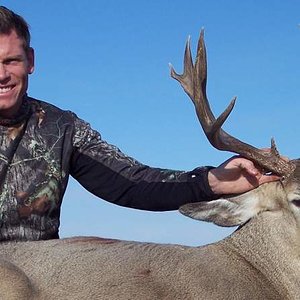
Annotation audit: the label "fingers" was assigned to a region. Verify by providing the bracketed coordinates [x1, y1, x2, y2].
[227, 157, 282, 192]
[232, 156, 283, 182]
[240, 162, 259, 177]
[233, 158, 259, 177]
[259, 174, 281, 184]
[240, 158, 282, 185]
[241, 161, 281, 185]
[211, 155, 284, 195]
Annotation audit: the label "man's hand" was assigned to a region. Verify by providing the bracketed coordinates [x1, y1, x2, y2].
[208, 156, 282, 195]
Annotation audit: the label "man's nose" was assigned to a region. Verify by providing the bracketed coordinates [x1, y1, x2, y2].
[0, 63, 9, 81]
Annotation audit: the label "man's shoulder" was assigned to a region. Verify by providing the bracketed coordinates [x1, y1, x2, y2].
[26, 96, 95, 136]
[28, 96, 72, 114]
[27, 96, 77, 121]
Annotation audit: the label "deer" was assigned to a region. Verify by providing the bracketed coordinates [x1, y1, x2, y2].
[0, 30, 300, 300]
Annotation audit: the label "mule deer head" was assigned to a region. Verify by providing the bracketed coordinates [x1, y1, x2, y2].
[170, 30, 300, 227]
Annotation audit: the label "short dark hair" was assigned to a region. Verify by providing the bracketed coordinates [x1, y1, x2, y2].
[0, 6, 31, 50]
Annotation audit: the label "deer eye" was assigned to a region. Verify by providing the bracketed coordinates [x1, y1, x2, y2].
[292, 200, 300, 207]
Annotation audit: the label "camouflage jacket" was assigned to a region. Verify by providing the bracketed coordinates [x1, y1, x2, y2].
[0, 96, 215, 241]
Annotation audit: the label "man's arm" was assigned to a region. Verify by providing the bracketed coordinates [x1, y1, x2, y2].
[70, 115, 280, 211]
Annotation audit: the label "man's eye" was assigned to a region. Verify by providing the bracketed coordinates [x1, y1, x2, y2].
[5, 58, 22, 65]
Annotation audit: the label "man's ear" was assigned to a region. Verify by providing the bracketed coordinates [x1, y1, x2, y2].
[27, 47, 35, 74]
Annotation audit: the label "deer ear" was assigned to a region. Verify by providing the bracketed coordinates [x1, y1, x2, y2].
[179, 192, 261, 227]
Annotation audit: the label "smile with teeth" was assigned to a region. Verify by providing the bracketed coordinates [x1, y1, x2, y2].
[0, 86, 14, 94]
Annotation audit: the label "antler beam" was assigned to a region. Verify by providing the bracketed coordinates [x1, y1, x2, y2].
[170, 29, 295, 177]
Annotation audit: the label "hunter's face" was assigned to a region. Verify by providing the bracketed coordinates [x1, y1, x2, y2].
[0, 30, 34, 118]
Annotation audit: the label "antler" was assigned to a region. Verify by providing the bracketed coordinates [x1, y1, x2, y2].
[170, 29, 295, 177]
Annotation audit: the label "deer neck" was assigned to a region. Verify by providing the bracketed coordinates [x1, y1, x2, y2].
[222, 210, 300, 296]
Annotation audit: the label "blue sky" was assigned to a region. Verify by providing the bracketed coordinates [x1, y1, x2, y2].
[2, 1, 300, 245]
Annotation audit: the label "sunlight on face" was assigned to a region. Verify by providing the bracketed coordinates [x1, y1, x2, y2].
[0, 30, 34, 118]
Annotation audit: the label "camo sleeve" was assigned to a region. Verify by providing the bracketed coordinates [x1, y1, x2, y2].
[70, 115, 216, 211]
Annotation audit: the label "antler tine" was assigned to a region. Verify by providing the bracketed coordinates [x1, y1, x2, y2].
[170, 36, 194, 100]
[171, 29, 295, 177]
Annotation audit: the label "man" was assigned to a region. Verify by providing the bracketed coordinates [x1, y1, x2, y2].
[0, 6, 279, 241]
